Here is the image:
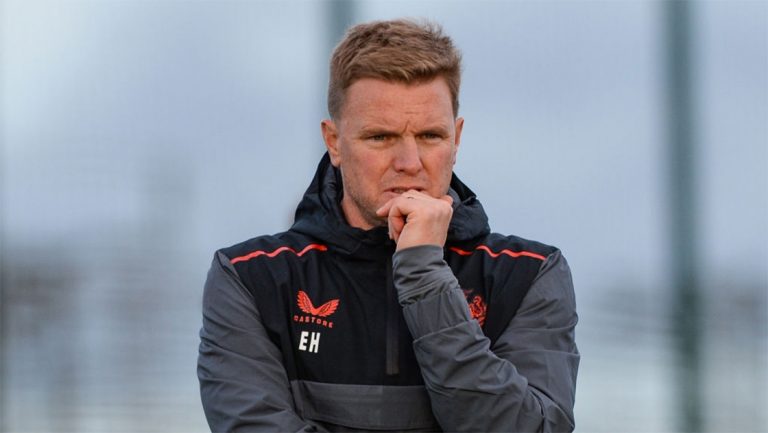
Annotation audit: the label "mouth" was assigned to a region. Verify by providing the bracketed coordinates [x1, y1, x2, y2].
[386, 187, 425, 195]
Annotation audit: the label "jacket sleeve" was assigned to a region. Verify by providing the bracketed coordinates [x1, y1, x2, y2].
[392, 245, 579, 433]
[197, 251, 320, 432]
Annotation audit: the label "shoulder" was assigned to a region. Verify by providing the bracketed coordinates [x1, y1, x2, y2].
[483, 233, 559, 261]
[217, 230, 326, 266]
[446, 233, 566, 342]
[447, 232, 559, 267]
[476, 233, 575, 307]
[211, 230, 329, 301]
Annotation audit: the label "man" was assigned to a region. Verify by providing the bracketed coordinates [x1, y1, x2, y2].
[198, 19, 579, 432]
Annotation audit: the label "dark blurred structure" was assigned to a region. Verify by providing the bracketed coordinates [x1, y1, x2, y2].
[664, 2, 702, 431]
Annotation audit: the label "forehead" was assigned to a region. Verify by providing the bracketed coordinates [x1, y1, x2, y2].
[339, 77, 454, 127]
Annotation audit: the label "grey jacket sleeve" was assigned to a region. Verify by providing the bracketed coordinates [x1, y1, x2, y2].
[393, 245, 579, 433]
[197, 251, 320, 433]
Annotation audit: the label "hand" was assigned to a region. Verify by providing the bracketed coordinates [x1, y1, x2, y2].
[376, 190, 453, 251]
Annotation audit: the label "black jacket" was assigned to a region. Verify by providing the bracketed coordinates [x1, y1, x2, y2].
[198, 154, 579, 432]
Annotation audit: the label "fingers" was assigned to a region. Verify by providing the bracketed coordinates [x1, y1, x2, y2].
[376, 190, 451, 212]
[386, 204, 406, 241]
[376, 198, 407, 241]
[375, 190, 454, 248]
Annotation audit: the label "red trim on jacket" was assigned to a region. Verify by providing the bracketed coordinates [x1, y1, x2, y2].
[449, 245, 547, 261]
[231, 244, 328, 264]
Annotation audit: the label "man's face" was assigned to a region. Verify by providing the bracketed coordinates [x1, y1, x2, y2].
[321, 77, 464, 229]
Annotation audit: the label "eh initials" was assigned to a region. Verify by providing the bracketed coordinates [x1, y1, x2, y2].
[298, 331, 320, 353]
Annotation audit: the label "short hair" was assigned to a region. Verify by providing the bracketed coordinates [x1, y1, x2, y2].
[327, 19, 462, 120]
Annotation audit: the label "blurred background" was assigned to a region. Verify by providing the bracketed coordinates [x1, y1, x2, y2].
[1, 0, 765, 432]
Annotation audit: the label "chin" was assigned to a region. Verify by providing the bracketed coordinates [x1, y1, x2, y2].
[381, 191, 401, 201]
[360, 212, 387, 229]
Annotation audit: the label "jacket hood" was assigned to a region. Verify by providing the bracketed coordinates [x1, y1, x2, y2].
[291, 153, 490, 256]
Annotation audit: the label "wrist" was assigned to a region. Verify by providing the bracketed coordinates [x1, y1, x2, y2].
[392, 245, 456, 305]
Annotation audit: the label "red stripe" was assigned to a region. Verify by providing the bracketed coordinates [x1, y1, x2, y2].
[449, 245, 546, 261]
[230, 244, 328, 264]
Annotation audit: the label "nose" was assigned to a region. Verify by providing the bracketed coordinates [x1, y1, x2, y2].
[392, 137, 423, 174]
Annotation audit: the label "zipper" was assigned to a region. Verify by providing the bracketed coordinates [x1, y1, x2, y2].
[385, 255, 399, 376]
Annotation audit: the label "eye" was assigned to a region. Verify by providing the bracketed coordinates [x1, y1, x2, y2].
[369, 134, 387, 141]
[420, 132, 443, 140]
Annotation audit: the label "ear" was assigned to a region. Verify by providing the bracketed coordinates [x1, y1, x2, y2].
[452, 117, 464, 165]
[321, 119, 342, 167]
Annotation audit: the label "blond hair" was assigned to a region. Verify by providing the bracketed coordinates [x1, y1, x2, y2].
[327, 19, 462, 119]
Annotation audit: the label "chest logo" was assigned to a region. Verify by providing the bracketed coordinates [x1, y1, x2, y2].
[463, 289, 487, 327]
[293, 290, 339, 329]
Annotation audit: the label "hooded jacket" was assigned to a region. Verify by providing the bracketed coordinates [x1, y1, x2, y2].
[198, 154, 579, 432]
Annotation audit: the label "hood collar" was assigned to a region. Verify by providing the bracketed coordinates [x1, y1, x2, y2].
[291, 153, 490, 256]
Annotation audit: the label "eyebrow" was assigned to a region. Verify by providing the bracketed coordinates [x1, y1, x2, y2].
[417, 126, 451, 135]
[358, 124, 451, 137]
[358, 127, 398, 137]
